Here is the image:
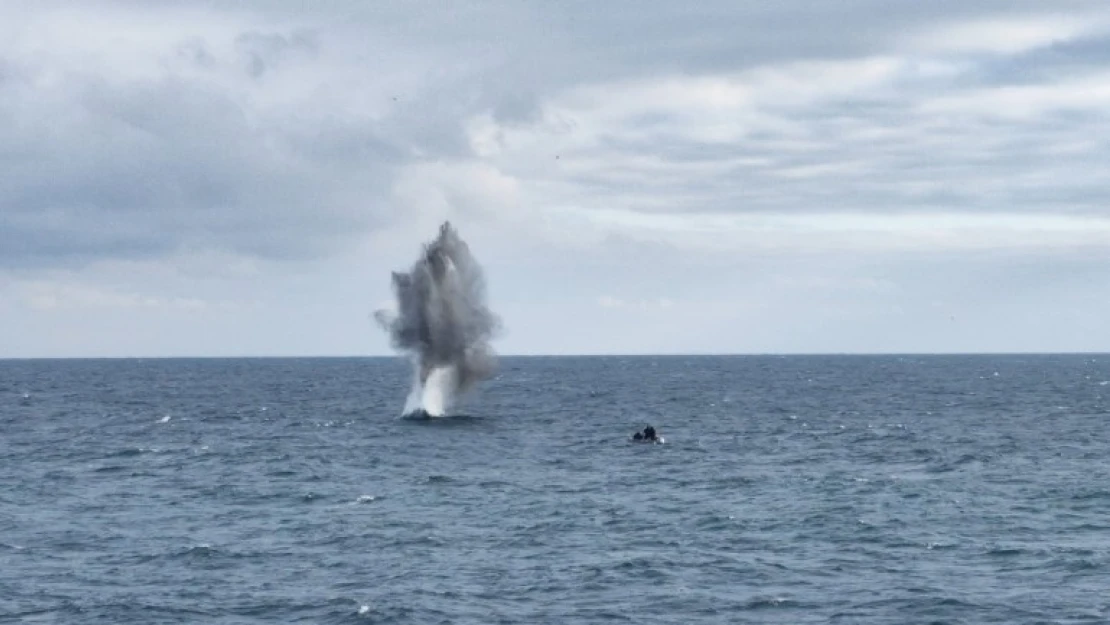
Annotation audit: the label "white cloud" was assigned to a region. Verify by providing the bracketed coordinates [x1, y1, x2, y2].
[563, 210, 1110, 255]
[391, 161, 521, 223]
[10, 280, 219, 311]
[905, 13, 1107, 55]
[919, 71, 1110, 118]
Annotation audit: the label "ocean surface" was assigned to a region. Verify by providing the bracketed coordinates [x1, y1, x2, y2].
[1, 355, 1108, 624]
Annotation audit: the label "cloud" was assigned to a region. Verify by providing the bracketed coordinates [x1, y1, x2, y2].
[597, 295, 675, 310]
[904, 13, 1108, 55]
[435, 5, 1110, 258]
[4, 0, 1110, 275]
[0, 4, 421, 269]
[8, 279, 224, 311]
[8, 0, 1110, 359]
[918, 71, 1110, 118]
[566, 210, 1110, 255]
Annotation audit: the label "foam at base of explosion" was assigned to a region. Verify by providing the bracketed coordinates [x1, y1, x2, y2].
[401, 365, 456, 417]
[420, 366, 456, 416]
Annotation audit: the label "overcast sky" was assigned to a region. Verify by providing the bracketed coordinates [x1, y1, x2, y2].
[2, 0, 1109, 357]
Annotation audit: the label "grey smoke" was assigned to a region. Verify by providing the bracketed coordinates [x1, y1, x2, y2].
[375, 222, 500, 414]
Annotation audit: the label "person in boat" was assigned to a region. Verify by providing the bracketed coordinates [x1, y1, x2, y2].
[632, 431, 644, 441]
[644, 425, 657, 441]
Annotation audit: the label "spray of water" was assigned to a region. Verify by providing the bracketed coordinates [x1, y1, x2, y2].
[375, 222, 500, 416]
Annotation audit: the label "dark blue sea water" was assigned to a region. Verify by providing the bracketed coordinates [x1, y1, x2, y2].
[2, 355, 1108, 624]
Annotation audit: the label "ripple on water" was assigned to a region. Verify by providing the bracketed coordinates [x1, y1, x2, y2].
[1, 355, 1108, 624]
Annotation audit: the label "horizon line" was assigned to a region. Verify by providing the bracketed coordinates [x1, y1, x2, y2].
[1, 351, 1107, 361]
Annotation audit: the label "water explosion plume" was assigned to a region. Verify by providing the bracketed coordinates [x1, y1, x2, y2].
[374, 222, 500, 417]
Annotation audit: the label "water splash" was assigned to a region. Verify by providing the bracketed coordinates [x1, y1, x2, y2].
[375, 222, 500, 417]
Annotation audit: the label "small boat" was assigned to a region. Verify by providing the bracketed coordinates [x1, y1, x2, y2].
[631, 426, 663, 444]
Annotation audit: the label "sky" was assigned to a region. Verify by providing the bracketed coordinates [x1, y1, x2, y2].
[2, 0, 1109, 357]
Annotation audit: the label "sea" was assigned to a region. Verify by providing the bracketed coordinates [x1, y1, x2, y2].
[1, 355, 1108, 624]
